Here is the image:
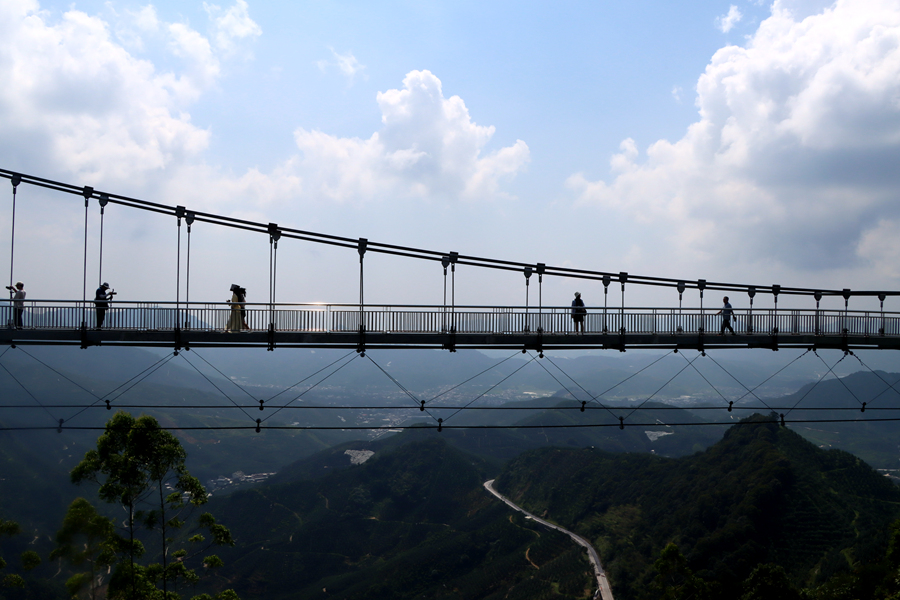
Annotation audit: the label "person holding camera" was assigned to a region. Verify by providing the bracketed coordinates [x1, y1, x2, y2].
[6, 281, 25, 329]
[94, 282, 116, 329]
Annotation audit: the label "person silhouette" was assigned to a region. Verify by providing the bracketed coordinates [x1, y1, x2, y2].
[717, 296, 735, 335]
[571, 292, 586, 334]
[6, 282, 25, 329]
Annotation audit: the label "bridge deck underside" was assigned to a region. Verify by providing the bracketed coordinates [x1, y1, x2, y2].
[2, 329, 896, 351]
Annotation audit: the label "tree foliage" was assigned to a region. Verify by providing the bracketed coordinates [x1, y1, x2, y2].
[70, 411, 238, 600]
[0, 516, 40, 589]
[50, 497, 117, 600]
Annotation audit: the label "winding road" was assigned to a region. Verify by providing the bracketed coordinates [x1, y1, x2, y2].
[484, 480, 614, 600]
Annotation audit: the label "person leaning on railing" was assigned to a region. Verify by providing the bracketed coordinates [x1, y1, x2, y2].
[6, 281, 25, 329]
[94, 282, 116, 329]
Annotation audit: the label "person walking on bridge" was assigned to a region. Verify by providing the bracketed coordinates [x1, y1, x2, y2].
[717, 296, 735, 335]
[571, 292, 587, 334]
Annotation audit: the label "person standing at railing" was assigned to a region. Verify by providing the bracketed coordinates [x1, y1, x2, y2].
[226, 284, 248, 331]
[571, 291, 587, 334]
[94, 282, 115, 329]
[717, 296, 735, 335]
[6, 282, 25, 329]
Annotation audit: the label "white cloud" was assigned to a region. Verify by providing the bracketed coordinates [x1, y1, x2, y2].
[716, 5, 743, 33]
[0, 0, 260, 184]
[290, 70, 529, 202]
[569, 0, 900, 288]
[203, 0, 262, 58]
[317, 48, 366, 82]
[672, 85, 683, 103]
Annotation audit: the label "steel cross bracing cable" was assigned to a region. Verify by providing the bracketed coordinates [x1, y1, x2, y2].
[2, 346, 177, 424]
[177, 351, 259, 422]
[700, 350, 805, 412]
[0, 359, 59, 425]
[677, 351, 739, 409]
[365, 353, 439, 423]
[6, 416, 900, 433]
[3, 403, 899, 412]
[847, 352, 900, 405]
[2, 168, 897, 301]
[260, 351, 359, 424]
[535, 352, 623, 420]
[0, 341, 896, 433]
[440, 355, 540, 423]
[782, 351, 849, 418]
[622, 352, 703, 421]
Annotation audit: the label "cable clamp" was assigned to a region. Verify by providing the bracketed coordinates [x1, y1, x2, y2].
[420, 400, 425, 412]
[580, 401, 586, 413]
[259, 399, 265, 411]
[57, 418, 63, 434]
[618, 416, 624, 430]
[861, 402, 866, 413]
[437, 418, 443, 432]
[728, 401, 733, 413]
[255, 418, 261, 433]
[105, 399, 111, 410]
[779, 413, 785, 427]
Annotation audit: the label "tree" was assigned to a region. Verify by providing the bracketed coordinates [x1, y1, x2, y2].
[740, 563, 802, 600]
[51, 498, 117, 600]
[653, 542, 711, 600]
[71, 411, 238, 600]
[1, 517, 41, 589]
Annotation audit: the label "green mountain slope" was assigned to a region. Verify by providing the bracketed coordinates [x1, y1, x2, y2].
[494, 415, 900, 600]
[203, 438, 595, 599]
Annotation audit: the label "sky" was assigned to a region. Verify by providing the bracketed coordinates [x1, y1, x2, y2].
[1, 0, 899, 314]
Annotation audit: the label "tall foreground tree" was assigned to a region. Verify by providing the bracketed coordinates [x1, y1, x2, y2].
[50, 498, 116, 600]
[0, 517, 41, 589]
[71, 411, 238, 600]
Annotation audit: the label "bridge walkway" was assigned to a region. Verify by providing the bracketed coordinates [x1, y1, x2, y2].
[3, 301, 898, 351]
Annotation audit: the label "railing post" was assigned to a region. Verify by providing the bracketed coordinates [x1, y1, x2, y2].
[441, 255, 450, 332]
[772, 284, 781, 335]
[7, 174, 20, 330]
[268, 223, 281, 350]
[81, 186, 93, 334]
[879, 293, 886, 336]
[619, 272, 627, 335]
[697, 279, 706, 334]
[842, 288, 851, 338]
[602, 275, 610, 333]
[676, 281, 685, 333]
[813, 291, 822, 335]
[523, 266, 532, 332]
[450, 252, 458, 335]
[175, 205, 184, 339]
[536, 263, 545, 334]
[357, 238, 367, 355]
[184, 211, 194, 329]
[747, 286, 755, 334]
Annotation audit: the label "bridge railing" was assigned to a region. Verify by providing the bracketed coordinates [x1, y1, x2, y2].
[4, 300, 900, 338]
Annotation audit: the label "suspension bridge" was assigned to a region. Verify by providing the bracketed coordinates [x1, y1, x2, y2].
[2, 168, 899, 354]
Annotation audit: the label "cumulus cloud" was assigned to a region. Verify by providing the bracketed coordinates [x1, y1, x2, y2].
[291, 70, 529, 202]
[0, 0, 256, 183]
[203, 0, 262, 57]
[569, 0, 900, 286]
[716, 5, 743, 33]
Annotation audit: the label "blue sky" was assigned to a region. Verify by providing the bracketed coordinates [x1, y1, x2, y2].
[1, 0, 897, 313]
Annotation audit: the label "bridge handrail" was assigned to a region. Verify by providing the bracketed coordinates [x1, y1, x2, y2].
[3, 300, 899, 338]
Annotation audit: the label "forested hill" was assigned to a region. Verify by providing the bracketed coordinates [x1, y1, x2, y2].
[494, 414, 900, 600]
[205, 437, 595, 599]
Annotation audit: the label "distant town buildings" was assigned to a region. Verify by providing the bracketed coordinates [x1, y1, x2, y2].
[206, 470, 275, 493]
